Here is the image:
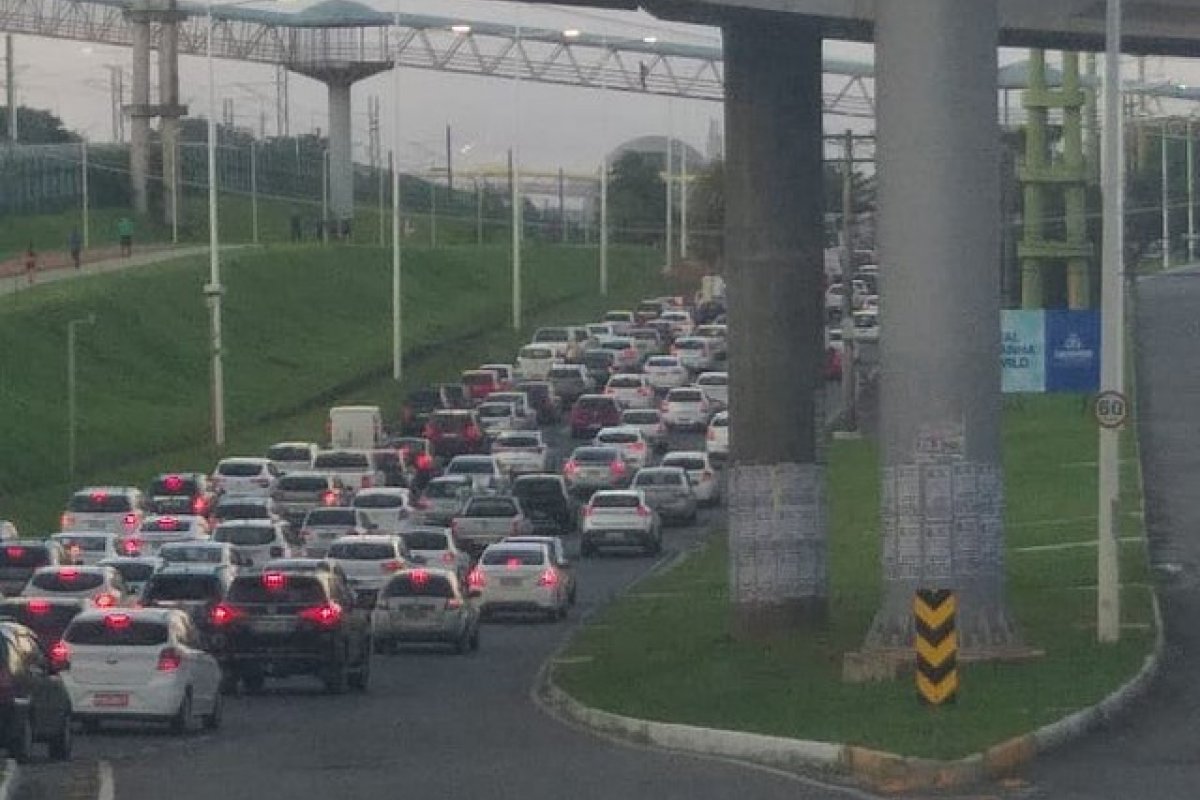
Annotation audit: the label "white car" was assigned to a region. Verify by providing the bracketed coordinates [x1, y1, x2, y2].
[585, 323, 617, 340]
[696, 372, 729, 411]
[642, 356, 690, 392]
[60, 487, 146, 536]
[98, 556, 164, 596]
[621, 408, 669, 453]
[694, 324, 728, 357]
[604, 373, 655, 409]
[516, 344, 557, 380]
[400, 527, 471, 580]
[51, 532, 119, 566]
[594, 337, 642, 372]
[602, 310, 636, 335]
[661, 451, 721, 505]
[0, 520, 17, 541]
[487, 391, 538, 430]
[211, 520, 292, 568]
[444, 455, 508, 494]
[297, 507, 374, 557]
[327, 535, 409, 605]
[128, 514, 210, 557]
[468, 541, 569, 621]
[265, 441, 320, 474]
[579, 490, 662, 557]
[672, 336, 719, 372]
[852, 309, 880, 342]
[491, 431, 550, 476]
[658, 309, 695, 337]
[479, 363, 515, 390]
[157, 540, 245, 569]
[476, 401, 519, 438]
[22, 565, 131, 608]
[351, 488, 415, 534]
[593, 426, 651, 471]
[661, 386, 713, 431]
[532, 327, 577, 362]
[212, 458, 280, 498]
[706, 411, 730, 461]
[312, 449, 384, 492]
[59, 608, 223, 733]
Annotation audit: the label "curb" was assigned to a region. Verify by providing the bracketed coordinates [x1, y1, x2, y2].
[0, 759, 20, 800]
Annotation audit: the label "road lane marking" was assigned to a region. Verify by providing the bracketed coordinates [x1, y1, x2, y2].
[97, 761, 113, 800]
[1012, 537, 1144, 553]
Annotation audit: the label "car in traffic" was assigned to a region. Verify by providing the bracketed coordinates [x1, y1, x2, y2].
[451, 495, 532, 557]
[389, 436, 437, 490]
[658, 308, 695, 337]
[515, 344, 557, 380]
[157, 540, 246, 569]
[371, 567, 480, 654]
[531, 326, 579, 362]
[562, 446, 631, 496]
[0, 597, 86, 657]
[271, 472, 349, 529]
[468, 541, 569, 621]
[594, 336, 641, 372]
[400, 527, 470, 582]
[512, 474, 577, 535]
[635, 298, 665, 324]
[443, 455, 508, 494]
[209, 568, 371, 694]
[476, 401, 519, 439]
[211, 521, 292, 568]
[630, 466, 698, 526]
[642, 355, 690, 392]
[502, 536, 576, 606]
[140, 563, 235, 634]
[491, 431, 550, 477]
[51, 532, 119, 566]
[852, 308, 880, 342]
[694, 324, 728, 358]
[423, 409, 485, 459]
[579, 490, 662, 557]
[413, 476, 474, 527]
[296, 507, 372, 558]
[60, 487, 146, 536]
[672, 336, 719, 373]
[327, 535, 410, 608]
[628, 327, 665, 359]
[660, 451, 721, 506]
[265, 442, 320, 475]
[351, 488, 415, 534]
[0, 542, 70, 597]
[695, 371, 729, 410]
[398, 387, 450, 436]
[97, 556, 163, 597]
[621, 408, 669, 453]
[462, 369, 502, 404]
[146, 473, 216, 517]
[211, 458, 280, 498]
[487, 391, 538, 429]
[0, 621, 72, 761]
[604, 373, 655, 409]
[208, 496, 281, 528]
[661, 386, 713, 431]
[21, 565, 131, 608]
[546, 363, 595, 405]
[512, 380, 562, 425]
[59, 608, 222, 734]
[127, 514, 210, 557]
[602, 310, 636, 334]
[593, 426, 651, 471]
[569, 394, 622, 439]
[706, 411, 730, 461]
[312, 449, 383, 492]
[581, 348, 619, 386]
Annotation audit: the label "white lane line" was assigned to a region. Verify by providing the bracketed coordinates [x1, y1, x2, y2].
[97, 760, 114, 800]
[1012, 537, 1145, 553]
[1009, 516, 1097, 528]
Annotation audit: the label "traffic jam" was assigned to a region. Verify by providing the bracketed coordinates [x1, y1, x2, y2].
[0, 289, 729, 763]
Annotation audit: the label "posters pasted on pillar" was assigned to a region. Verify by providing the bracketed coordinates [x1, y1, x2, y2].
[1000, 310, 1099, 394]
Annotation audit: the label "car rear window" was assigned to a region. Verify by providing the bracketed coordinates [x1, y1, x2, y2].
[623, 410, 660, 424]
[149, 476, 198, 496]
[214, 503, 269, 520]
[0, 602, 80, 629]
[216, 461, 264, 477]
[144, 575, 222, 602]
[159, 545, 224, 563]
[496, 434, 540, 448]
[314, 452, 370, 470]
[462, 372, 495, 386]
[430, 412, 471, 431]
[385, 572, 455, 598]
[599, 340, 632, 351]
[54, 536, 109, 552]
[66, 619, 169, 646]
[213, 525, 276, 546]
[592, 494, 640, 509]
[0, 546, 50, 568]
[514, 478, 562, 498]
[328, 542, 395, 560]
[140, 517, 193, 533]
[583, 352, 616, 367]
[574, 448, 619, 464]
[666, 456, 707, 471]
[267, 445, 312, 462]
[401, 531, 449, 551]
[68, 492, 132, 513]
[697, 374, 727, 386]
[482, 548, 545, 567]
[105, 562, 158, 584]
[675, 339, 704, 350]
[521, 347, 553, 359]
[670, 390, 704, 402]
[277, 475, 330, 492]
[227, 575, 326, 604]
[608, 376, 642, 388]
[31, 571, 105, 592]
[549, 366, 582, 379]
[634, 470, 686, 487]
[577, 396, 617, 412]
[533, 329, 568, 343]
[304, 508, 358, 527]
[447, 459, 495, 475]
[646, 357, 679, 368]
[711, 415, 729, 428]
[353, 494, 406, 509]
[478, 404, 512, 419]
[423, 480, 467, 499]
[465, 499, 518, 517]
[598, 431, 638, 444]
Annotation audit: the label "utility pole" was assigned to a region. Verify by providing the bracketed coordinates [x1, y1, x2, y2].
[840, 129, 856, 429]
[476, 178, 483, 246]
[6, 34, 16, 143]
[446, 124, 453, 192]
[429, 173, 437, 247]
[1189, 116, 1196, 263]
[107, 65, 125, 143]
[250, 141, 259, 245]
[665, 134, 674, 272]
[275, 64, 288, 137]
[600, 157, 608, 296]
[81, 141, 90, 249]
[1162, 123, 1170, 271]
[558, 167, 566, 244]
[510, 146, 522, 330]
[680, 144, 689, 259]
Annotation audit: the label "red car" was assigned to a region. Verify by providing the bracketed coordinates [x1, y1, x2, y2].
[461, 369, 501, 405]
[569, 394, 622, 439]
[424, 410, 485, 459]
[824, 347, 843, 381]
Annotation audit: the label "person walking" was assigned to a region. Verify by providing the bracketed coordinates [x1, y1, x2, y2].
[68, 228, 83, 270]
[23, 244, 36, 286]
[117, 216, 134, 257]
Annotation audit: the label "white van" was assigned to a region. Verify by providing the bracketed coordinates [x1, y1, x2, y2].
[329, 406, 383, 449]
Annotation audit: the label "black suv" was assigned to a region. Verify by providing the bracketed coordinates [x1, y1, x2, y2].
[147, 472, 217, 517]
[208, 570, 371, 694]
[400, 387, 449, 436]
[0, 598, 85, 652]
[513, 474, 578, 534]
[0, 622, 72, 762]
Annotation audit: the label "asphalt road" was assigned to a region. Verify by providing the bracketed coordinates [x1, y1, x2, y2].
[15, 413, 866, 800]
[1017, 270, 1200, 798]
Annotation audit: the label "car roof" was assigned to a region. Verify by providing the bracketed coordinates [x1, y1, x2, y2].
[269, 441, 317, 449]
[429, 474, 472, 485]
[34, 564, 109, 576]
[262, 558, 337, 572]
[597, 426, 642, 437]
[215, 519, 276, 528]
[403, 526, 452, 538]
[72, 607, 179, 625]
[278, 470, 332, 480]
[161, 540, 226, 550]
[513, 473, 563, 484]
[355, 487, 410, 497]
[156, 563, 227, 576]
[635, 466, 687, 475]
[449, 455, 494, 464]
[591, 489, 644, 500]
[481, 541, 546, 554]
[330, 534, 399, 545]
[218, 457, 270, 464]
[663, 450, 708, 460]
[53, 531, 115, 539]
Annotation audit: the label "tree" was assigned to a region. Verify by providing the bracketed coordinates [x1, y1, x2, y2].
[0, 106, 79, 144]
[608, 151, 665, 245]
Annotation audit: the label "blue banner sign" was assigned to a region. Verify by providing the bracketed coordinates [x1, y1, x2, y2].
[1000, 310, 1100, 394]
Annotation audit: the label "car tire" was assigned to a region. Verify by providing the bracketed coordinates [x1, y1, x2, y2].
[324, 654, 350, 695]
[470, 626, 481, 652]
[348, 650, 370, 692]
[48, 712, 72, 761]
[9, 713, 32, 764]
[203, 690, 223, 731]
[454, 629, 472, 655]
[580, 541, 595, 559]
[169, 690, 193, 735]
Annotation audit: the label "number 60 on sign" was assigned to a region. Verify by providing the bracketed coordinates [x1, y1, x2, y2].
[1094, 390, 1129, 429]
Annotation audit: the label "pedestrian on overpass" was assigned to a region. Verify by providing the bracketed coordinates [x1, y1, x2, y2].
[68, 228, 83, 270]
[117, 216, 134, 257]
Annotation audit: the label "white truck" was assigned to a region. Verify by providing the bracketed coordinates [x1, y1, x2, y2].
[329, 405, 383, 450]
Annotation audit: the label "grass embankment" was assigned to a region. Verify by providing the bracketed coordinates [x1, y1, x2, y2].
[0, 242, 665, 532]
[556, 395, 1153, 760]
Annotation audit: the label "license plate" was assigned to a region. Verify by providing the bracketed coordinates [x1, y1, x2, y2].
[93, 692, 129, 707]
[251, 618, 293, 633]
[604, 530, 630, 541]
[86, 520, 107, 530]
[404, 606, 434, 616]
[500, 577, 523, 587]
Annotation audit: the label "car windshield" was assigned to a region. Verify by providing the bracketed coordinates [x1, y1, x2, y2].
[31, 571, 105, 592]
[599, 340, 632, 351]
[401, 531, 449, 551]
[385, 572, 455, 598]
[314, 452, 369, 469]
[214, 525, 275, 546]
[227, 575, 325, 604]
[466, 499, 518, 517]
[267, 445, 312, 462]
[675, 340, 704, 350]
[217, 461, 264, 477]
[497, 434, 539, 448]
[478, 404, 513, 418]
[598, 432, 638, 444]
[698, 375, 727, 386]
[481, 548, 545, 566]
[68, 492, 132, 513]
[277, 475, 329, 491]
[54, 536, 109, 552]
[635, 471, 685, 487]
[328, 542, 395, 560]
[448, 459, 495, 475]
[144, 575, 222, 602]
[160, 545, 224, 563]
[423, 481, 467, 499]
[666, 456, 707, 471]
[583, 352, 615, 367]
[66, 619, 169, 646]
[646, 357, 679, 368]
[215, 503, 268, 519]
[304, 509, 357, 527]
[353, 494, 406, 509]
[105, 562, 157, 583]
[574, 448, 618, 464]
[140, 517, 192, 533]
[671, 391, 704, 403]
[592, 494, 640, 509]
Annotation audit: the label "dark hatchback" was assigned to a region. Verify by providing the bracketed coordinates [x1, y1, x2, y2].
[0, 621, 72, 762]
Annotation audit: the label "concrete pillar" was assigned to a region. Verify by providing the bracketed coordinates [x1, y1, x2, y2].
[1021, 49, 1047, 309]
[866, 0, 1021, 654]
[327, 80, 353, 226]
[159, 17, 182, 232]
[129, 19, 151, 216]
[1063, 53, 1089, 308]
[721, 9, 827, 638]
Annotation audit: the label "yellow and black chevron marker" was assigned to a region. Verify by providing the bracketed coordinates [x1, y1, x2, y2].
[914, 589, 958, 706]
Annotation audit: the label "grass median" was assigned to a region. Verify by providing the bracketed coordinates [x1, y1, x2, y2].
[0, 241, 666, 532]
[555, 394, 1154, 760]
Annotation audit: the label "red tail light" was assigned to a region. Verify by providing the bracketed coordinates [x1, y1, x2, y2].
[630, 442, 646, 452]
[300, 603, 343, 629]
[122, 513, 139, 530]
[49, 641, 70, 670]
[163, 475, 184, 492]
[60, 567, 80, 581]
[27, 599, 50, 615]
[322, 490, 339, 506]
[636, 505, 652, 518]
[121, 538, 142, 556]
[380, 559, 403, 573]
[93, 593, 117, 608]
[638, 386, 651, 396]
[415, 453, 433, 470]
[103, 612, 132, 630]
[210, 603, 242, 626]
[464, 425, 482, 442]
[610, 460, 626, 476]
[537, 568, 559, 587]
[564, 460, 580, 476]
[192, 496, 208, 515]
[361, 476, 374, 489]
[262, 572, 287, 591]
[467, 567, 485, 589]
[623, 348, 637, 360]
[157, 647, 183, 672]
[409, 569, 429, 587]
[60, 513, 75, 530]
[445, 598, 463, 610]
[90, 490, 109, 504]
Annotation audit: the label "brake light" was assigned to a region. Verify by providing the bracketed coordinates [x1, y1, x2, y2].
[464, 425, 482, 442]
[122, 513, 139, 530]
[610, 460, 626, 476]
[445, 598, 463, 610]
[60, 513, 75, 530]
[192, 496, 208, 515]
[157, 647, 183, 672]
[630, 442, 646, 451]
[158, 516, 179, 531]
[564, 460, 580, 476]
[322, 490, 339, 506]
[381, 559, 403, 573]
[409, 569, 429, 587]
[262, 572, 287, 591]
[49, 641, 70, 670]
[93, 593, 117, 608]
[163, 474, 184, 492]
[122, 538, 142, 556]
[506, 557, 521, 569]
[90, 490, 109, 504]
[467, 567, 485, 589]
[299, 603, 343, 629]
[537, 569, 559, 587]
[636, 505, 652, 518]
[210, 603, 242, 626]
[27, 599, 50, 615]
[103, 612, 132, 630]
[60, 568, 79, 581]
[415, 453, 433, 471]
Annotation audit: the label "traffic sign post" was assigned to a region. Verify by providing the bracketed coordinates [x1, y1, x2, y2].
[914, 589, 959, 706]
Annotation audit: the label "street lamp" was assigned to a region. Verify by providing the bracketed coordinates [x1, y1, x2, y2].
[67, 313, 96, 482]
[392, 4, 403, 381]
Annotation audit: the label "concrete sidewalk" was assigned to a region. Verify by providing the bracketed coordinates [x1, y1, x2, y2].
[0, 245, 233, 297]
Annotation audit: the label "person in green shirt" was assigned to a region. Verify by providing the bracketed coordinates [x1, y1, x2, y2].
[117, 217, 134, 257]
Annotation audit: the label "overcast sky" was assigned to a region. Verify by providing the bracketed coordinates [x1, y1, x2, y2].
[9, 0, 1200, 174]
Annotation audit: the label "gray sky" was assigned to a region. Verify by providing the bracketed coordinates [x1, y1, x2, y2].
[10, 1, 1200, 174]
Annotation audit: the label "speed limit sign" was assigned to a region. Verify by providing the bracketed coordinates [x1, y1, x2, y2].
[1094, 390, 1129, 429]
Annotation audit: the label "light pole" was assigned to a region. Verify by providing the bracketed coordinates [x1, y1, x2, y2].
[391, 7, 403, 381]
[1188, 116, 1196, 263]
[511, 19, 526, 331]
[1162, 122, 1170, 271]
[80, 139, 90, 249]
[205, 0, 226, 447]
[600, 155, 608, 296]
[67, 313, 96, 482]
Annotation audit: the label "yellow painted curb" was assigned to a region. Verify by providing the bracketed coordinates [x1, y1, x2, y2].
[843, 745, 986, 794]
[983, 735, 1037, 778]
